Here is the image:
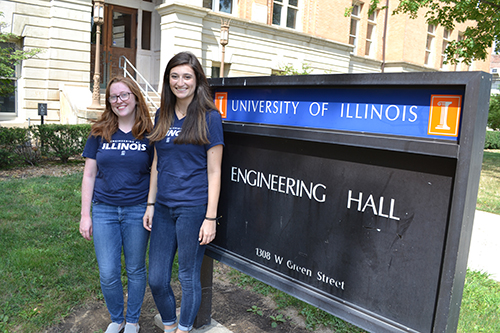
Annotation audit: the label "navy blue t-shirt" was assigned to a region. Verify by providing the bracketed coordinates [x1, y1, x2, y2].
[155, 110, 224, 207]
[82, 130, 153, 206]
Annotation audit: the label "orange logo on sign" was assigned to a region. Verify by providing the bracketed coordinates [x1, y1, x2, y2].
[215, 92, 228, 119]
[428, 95, 462, 137]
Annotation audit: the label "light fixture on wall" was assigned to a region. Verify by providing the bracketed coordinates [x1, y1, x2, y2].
[89, 0, 105, 110]
[219, 18, 231, 78]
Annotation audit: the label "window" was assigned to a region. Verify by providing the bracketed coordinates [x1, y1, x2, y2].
[203, 0, 237, 14]
[0, 42, 18, 114]
[210, 62, 230, 77]
[112, 11, 133, 48]
[365, 10, 377, 57]
[441, 28, 451, 69]
[349, 4, 362, 52]
[141, 10, 152, 50]
[272, 0, 299, 29]
[425, 24, 435, 65]
[211, 66, 220, 78]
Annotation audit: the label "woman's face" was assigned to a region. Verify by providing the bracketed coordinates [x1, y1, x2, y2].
[169, 64, 196, 103]
[108, 81, 137, 121]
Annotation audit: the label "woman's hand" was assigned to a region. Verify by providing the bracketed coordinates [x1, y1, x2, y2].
[79, 216, 93, 241]
[198, 219, 216, 245]
[143, 206, 154, 231]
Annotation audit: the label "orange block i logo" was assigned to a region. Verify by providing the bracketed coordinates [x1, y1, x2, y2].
[215, 92, 228, 119]
[428, 95, 462, 137]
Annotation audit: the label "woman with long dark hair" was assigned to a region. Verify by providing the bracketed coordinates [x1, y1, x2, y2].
[80, 76, 153, 333]
[143, 51, 224, 333]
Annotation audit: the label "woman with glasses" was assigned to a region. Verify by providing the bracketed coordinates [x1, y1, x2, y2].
[80, 76, 153, 333]
[143, 51, 224, 333]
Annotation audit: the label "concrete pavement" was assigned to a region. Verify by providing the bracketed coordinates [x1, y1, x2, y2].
[189, 321, 232, 333]
[467, 210, 500, 281]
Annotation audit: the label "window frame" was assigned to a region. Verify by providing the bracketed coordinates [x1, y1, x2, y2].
[425, 24, 436, 66]
[440, 28, 452, 69]
[349, 3, 362, 53]
[272, 0, 300, 29]
[365, 9, 377, 57]
[203, 0, 238, 15]
[0, 42, 20, 116]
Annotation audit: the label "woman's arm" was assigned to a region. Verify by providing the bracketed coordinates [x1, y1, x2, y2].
[80, 158, 97, 241]
[199, 144, 223, 245]
[143, 147, 158, 231]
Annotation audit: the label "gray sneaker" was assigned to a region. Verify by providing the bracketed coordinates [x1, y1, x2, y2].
[124, 323, 140, 333]
[105, 322, 124, 333]
[154, 314, 164, 330]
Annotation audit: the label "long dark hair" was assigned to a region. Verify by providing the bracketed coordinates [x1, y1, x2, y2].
[148, 51, 218, 144]
[90, 76, 153, 142]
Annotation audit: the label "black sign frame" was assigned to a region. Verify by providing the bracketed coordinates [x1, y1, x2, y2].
[38, 103, 48, 116]
[207, 72, 491, 333]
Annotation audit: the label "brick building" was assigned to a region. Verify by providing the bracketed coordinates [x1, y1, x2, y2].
[0, 0, 491, 126]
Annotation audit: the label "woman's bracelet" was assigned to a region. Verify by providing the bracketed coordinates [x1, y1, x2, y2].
[147, 202, 155, 206]
[205, 216, 221, 221]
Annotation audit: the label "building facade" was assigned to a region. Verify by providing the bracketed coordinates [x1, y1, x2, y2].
[0, 0, 491, 126]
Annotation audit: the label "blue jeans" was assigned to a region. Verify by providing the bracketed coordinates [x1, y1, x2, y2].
[148, 203, 207, 332]
[92, 202, 150, 324]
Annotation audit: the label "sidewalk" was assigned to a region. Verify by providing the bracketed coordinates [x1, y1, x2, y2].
[190, 321, 232, 333]
[467, 210, 500, 281]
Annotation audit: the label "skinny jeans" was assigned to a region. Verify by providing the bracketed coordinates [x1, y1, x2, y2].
[92, 202, 150, 324]
[148, 203, 206, 332]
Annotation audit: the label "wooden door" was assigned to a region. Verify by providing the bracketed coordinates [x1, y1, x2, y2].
[91, 4, 137, 89]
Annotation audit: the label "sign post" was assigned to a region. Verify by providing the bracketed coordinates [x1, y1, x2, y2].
[38, 102, 47, 125]
[206, 72, 491, 333]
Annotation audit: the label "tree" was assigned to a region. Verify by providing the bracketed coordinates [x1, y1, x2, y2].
[488, 94, 500, 130]
[0, 12, 40, 97]
[276, 63, 312, 76]
[368, 0, 500, 65]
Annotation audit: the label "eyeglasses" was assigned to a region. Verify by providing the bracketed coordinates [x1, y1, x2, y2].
[108, 92, 132, 103]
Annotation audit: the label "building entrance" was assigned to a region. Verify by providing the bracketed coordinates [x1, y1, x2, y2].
[91, 4, 137, 89]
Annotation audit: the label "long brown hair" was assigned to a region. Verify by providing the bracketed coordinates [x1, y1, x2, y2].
[90, 76, 153, 142]
[148, 51, 218, 144]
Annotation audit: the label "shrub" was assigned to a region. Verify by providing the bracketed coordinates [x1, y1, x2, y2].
[484, 131, 500, 149]
[0, 126, 40, 167]
[34, 124, 91, 163]
[488, 94, 500, 130]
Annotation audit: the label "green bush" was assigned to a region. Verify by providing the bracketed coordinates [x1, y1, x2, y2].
[488, 94, 500, 130]
[34, 124, 91, 163]
[0, 124, 91, 168]
[484, 131, 500, 149]
[0, 127, 40, 167]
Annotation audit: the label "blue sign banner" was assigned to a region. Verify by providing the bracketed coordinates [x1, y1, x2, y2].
[214, 87, 464, 141]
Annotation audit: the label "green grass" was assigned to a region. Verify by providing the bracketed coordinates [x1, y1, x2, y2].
[458, 270, 500, 333]
[0, 173, 102, 332]
[476, 150, 500, 214]
[1, 150, 500, 332]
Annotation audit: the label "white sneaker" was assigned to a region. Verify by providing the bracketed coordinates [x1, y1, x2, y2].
[154, 314, 164, 330]
[104, 322, 125, 333]
[124, 323, 140, 333]
[154, 314, 178, 332]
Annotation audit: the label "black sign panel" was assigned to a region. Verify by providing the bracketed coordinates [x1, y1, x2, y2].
[38, 103, 47, 116]
[214, 133, 455, 332]
[207, 72, 491, 333]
